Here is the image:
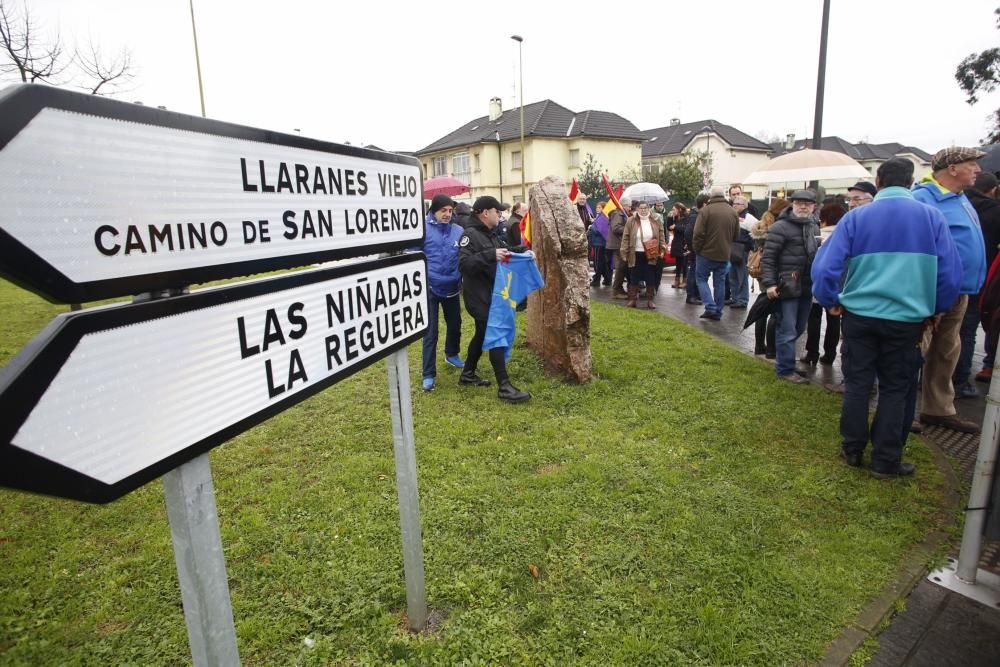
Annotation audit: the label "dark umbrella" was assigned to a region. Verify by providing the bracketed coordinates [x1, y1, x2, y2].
[743, 281, 783, 329]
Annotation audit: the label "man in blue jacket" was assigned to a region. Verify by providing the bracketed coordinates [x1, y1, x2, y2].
[420, 194, 466, 392]
[912, 147, 987, 433]
[812, 158, 962, 477]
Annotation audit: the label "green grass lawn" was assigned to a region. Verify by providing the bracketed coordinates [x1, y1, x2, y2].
[0, 279, 948, 665]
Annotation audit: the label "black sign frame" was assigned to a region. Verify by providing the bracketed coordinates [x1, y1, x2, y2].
[0, 253, 428, 503]
[0, 84, 425, 304]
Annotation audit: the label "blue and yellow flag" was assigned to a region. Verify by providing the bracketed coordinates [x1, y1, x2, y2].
[484, 253, 545, 360]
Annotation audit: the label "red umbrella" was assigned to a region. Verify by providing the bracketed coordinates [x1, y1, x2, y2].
[423, 175, 470, 199]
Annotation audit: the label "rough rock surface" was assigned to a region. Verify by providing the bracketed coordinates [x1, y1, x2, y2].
[524, 175, 592, 383]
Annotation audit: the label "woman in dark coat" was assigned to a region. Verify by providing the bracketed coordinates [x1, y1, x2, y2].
[668, 202, 689, 288]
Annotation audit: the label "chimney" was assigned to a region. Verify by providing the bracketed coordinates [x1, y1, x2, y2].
[489, 97, 502, 121]
[670, 118, 680, 126]
[784, 133, 796, 150]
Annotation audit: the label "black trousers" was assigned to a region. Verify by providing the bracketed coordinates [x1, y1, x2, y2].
[805, 303, 841, 360]
[840, 312, 923, 472]
[465, 318, 508, 384]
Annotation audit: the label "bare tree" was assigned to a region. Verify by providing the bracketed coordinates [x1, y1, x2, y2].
[76, 40, 134, 95]
[0, 0, 71, 84]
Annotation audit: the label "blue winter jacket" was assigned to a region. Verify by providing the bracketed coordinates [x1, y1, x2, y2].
[912, 177, 986, 295]
[423, 211, 464, 298]
[811, 187, 962, 322]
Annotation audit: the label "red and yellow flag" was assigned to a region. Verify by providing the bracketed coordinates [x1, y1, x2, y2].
[520, 210, 532, 248]
[567, 178, 579, 203]
[602, 175, 625, 213]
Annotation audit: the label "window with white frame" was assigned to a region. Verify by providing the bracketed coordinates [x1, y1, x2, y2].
[569, 149, 580, 168]
[453, 152, 470, 183]
[433, 156, 447, 177]
[512, 150, 522, 169]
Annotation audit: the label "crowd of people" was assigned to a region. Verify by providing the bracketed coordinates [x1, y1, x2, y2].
[421, 146, 998, 477]
[583, 147, 998, 478]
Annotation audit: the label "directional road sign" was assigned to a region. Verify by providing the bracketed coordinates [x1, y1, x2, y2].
[0, 84, 424, 303]
[0, 253, 428, 503]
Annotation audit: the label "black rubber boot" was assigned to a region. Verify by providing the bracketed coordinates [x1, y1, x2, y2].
[497, 380, 531, 403]
[459, 371, 491, 387]
[754, 318, 767, 355]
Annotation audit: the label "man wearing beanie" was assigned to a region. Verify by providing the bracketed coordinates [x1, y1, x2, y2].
[457, 195, 532, 402]
[419, 194, 467, 392]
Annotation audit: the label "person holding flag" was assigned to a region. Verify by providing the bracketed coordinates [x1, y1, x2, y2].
[458, 196, 542, 403]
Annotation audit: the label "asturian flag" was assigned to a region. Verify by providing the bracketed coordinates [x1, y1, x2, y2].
[483, 253, 544, 360]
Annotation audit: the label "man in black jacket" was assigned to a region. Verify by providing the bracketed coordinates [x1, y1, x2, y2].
[761, 190, 820, 383]
[966, 173, 1000, 384]
[458, 196, 531, 403]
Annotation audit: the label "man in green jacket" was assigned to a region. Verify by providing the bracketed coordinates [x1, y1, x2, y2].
[692, 186, 740, 320]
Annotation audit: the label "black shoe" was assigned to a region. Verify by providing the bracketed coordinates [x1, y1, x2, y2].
[871, 463, 915, 479]
[799, 353, 818, 366]
[686, 297, 703, 305]
[459, 372, 491, 387]
[819, 355, 836, 365]
[841, 450, 863, 468]
[730, 303, 747, 310]
[793, 368, 808, 377]
[699, 311, 714, 319]
[765, 352, 776, 360]
[497, 380, 531, 403]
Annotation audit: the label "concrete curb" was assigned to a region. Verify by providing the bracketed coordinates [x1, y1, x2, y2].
[816, 435, 964, 666]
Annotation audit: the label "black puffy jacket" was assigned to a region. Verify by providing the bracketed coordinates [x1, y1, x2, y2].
[458, 220, 526, 320]
[761, 207, 820, 297]
[967, 188, 1000, 268]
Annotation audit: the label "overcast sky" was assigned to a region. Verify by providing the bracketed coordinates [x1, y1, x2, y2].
[9, 0, 1000, 155]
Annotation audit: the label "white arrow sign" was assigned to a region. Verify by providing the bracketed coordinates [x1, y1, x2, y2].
[0, 85, 424, 303]
[0, 254, 428, 502]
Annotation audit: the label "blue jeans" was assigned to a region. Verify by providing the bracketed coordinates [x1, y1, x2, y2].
[841, 312, 923, 472]
[422, 292, 462, 379]
[727, 260, 749, 306]
[695, 256, 729, 315]
[775, 295, 812, 376]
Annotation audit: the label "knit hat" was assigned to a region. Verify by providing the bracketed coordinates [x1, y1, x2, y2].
[847, 181, 877, 197]
[429, 194, 456, 214]
[472, 195, 503, 212]
[931, 146, 986, 171]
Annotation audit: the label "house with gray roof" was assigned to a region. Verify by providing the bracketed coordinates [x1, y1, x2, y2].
[640, 119, 774, 198]
[414, 98, 645, 202]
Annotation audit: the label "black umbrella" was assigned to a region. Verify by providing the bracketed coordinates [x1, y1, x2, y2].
[743, 281, 783, 329]
[979, 144, 1000, 175]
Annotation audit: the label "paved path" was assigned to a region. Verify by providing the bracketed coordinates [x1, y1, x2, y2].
[590, 276, 1000, 666]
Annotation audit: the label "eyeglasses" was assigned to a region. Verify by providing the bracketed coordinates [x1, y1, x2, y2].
[847, 196, 871, 203]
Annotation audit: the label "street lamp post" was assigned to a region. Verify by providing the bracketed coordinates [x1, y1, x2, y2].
[511, 35, 525, 202]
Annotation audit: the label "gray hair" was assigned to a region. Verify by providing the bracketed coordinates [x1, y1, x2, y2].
[709, 185, 725, 198]
[732, 196, 747, 206]
[619, 196, 632, 206]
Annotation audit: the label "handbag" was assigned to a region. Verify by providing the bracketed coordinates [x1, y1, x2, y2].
[639, 221, 659, 261]
[747, 248, 763, 279]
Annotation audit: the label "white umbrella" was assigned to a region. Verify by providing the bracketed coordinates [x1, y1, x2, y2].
[743, 149, 871, 184]
[621, 182, 670, 203]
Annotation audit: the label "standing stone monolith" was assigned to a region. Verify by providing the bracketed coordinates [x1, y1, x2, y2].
[524, 175, 592, 383]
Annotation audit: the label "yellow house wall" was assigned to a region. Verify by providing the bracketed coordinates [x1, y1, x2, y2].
[420, 138, 643, 203]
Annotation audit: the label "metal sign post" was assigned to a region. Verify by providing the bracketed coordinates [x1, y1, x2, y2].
[164, 454, 240, 667]
[387, 348, 427, 631]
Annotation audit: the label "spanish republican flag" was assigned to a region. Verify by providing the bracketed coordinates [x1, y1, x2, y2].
[601, 175, 626, 213]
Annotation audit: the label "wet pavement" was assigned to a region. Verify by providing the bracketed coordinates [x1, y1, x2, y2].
[590, 272, 1000, 666]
